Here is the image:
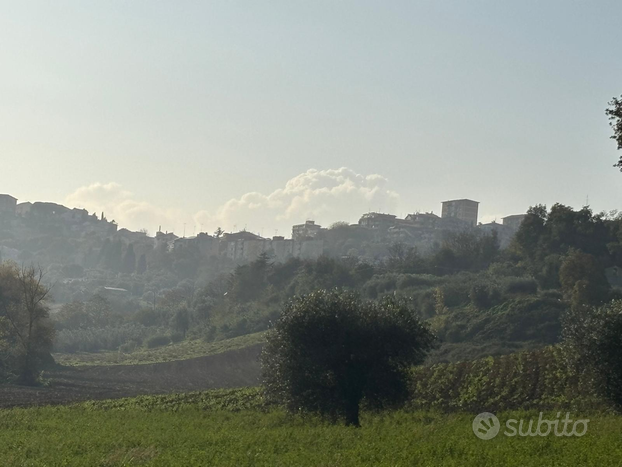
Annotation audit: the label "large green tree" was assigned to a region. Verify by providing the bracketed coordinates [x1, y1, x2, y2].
[262, 290, 436, 427]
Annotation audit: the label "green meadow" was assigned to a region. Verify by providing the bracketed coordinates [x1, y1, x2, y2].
[1, 389, 620, 467]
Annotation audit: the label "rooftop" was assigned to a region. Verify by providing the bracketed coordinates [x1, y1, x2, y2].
[441, 199, 479, 204]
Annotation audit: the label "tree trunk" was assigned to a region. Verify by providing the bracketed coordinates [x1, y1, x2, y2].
[345, 399, 361, 427]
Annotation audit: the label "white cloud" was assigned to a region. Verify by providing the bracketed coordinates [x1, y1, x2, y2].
[66, 168, 401, 238]
[65, 182, 181, 233]
[194, 168, 400, 236]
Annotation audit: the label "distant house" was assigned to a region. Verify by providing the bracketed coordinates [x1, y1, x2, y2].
[404, 212, 441, 229]
[292, 220, 323, 240]
[502, 214, 526, 232]
[30, 202, 70, 217]
[477, 221, 513, 247]
[155, 230, 179, 250]
[222, 231, 267, 261]
[441, 199, 479, 227]
[358, 212, 397, 230]
[0, 194, 17, 215]
[101, 287, 129, 298]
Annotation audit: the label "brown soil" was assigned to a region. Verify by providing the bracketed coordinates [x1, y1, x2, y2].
[0, 344, 262, 409]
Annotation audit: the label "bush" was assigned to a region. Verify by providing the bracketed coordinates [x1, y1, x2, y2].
[440, 282, 471, 308]
[170, 331, 185, 343]
[503, 277, 538, 295]
[118, 341, 139, 353]
[396, 274, 434, 290]
[562, 300, 622, 410]
[145, 335, 171, 349]
[54, 324, 151, 353]
[540, 289, 564, 300]
[469, 284, 492, 310]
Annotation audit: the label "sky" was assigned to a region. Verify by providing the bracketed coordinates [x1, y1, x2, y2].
[1, 1, 621, 237]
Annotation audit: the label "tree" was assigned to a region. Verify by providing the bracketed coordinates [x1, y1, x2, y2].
[171, 306, 190, 338]
[606, 95, 622, 169]
[0, 264, 55, 384]
[122, 244, 136, 274]
[559, 249, 610, 307]
[329, 221, 350, 230]
[136, 254, 147, 275]
[262, 290, 436, 426]
[85, 294, 118, 327]
[55, 301, 93, 330]
[562, 300, 622, 410]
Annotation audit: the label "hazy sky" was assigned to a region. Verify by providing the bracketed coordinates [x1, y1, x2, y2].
[2, 1, 621, 236]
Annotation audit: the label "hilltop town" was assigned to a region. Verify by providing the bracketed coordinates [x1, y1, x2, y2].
[0, 193, 524, 269]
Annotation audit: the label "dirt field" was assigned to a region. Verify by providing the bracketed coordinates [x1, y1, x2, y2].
[0, 344, 262, 408]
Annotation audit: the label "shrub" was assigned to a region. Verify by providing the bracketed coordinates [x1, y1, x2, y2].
[503, 277, 538, 295]
[54, 324, 151, 353]
[118, 341, 138, 353]
[145, 335, 171, 349]
[469, 284, 492, 310]
[540, 289, 564, 300]
[170, 331, 185, 343]
[397, 274, 434, 290]
[562, 300, 622, 410]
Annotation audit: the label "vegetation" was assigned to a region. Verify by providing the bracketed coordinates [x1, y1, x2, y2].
[0, 390, 620, 466]
[54, 331, 266, 366]
[562, 300, 622, 411]
[0, 264, 55, 384]
[262, 291, 435, 426]
[410, 346, 605, 412]
[2, 201, 618, 370]
[607, 94, 622, 168]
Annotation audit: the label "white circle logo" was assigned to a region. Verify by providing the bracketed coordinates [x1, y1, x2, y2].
[472, 412, 500, 440]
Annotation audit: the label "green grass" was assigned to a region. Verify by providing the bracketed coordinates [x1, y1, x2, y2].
[53, 331, 266, 366]
[0, 389, 619, 466]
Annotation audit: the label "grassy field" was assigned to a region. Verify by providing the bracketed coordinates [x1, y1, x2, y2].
[53, 331, 266, 366]
[0, 388, 620, 466]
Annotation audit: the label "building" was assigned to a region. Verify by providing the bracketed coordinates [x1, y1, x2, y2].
[222, 231, 267, 261]
[502, 214, 526, 232]
[358, 212, 397, 230]
[155, 230, 179, 251]
[15, 202, 32, 217]
[0, 194, 17, 215]
[292, 220, 323, 240]
[441, 199, 479, 227]
[404, 212, 441, 229]
[477, 221, 513, 247]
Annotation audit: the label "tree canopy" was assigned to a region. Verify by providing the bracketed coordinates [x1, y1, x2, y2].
[606, 95, 622, 169]
[261, 290, 436, 426]
[0, 264, 55, 384]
